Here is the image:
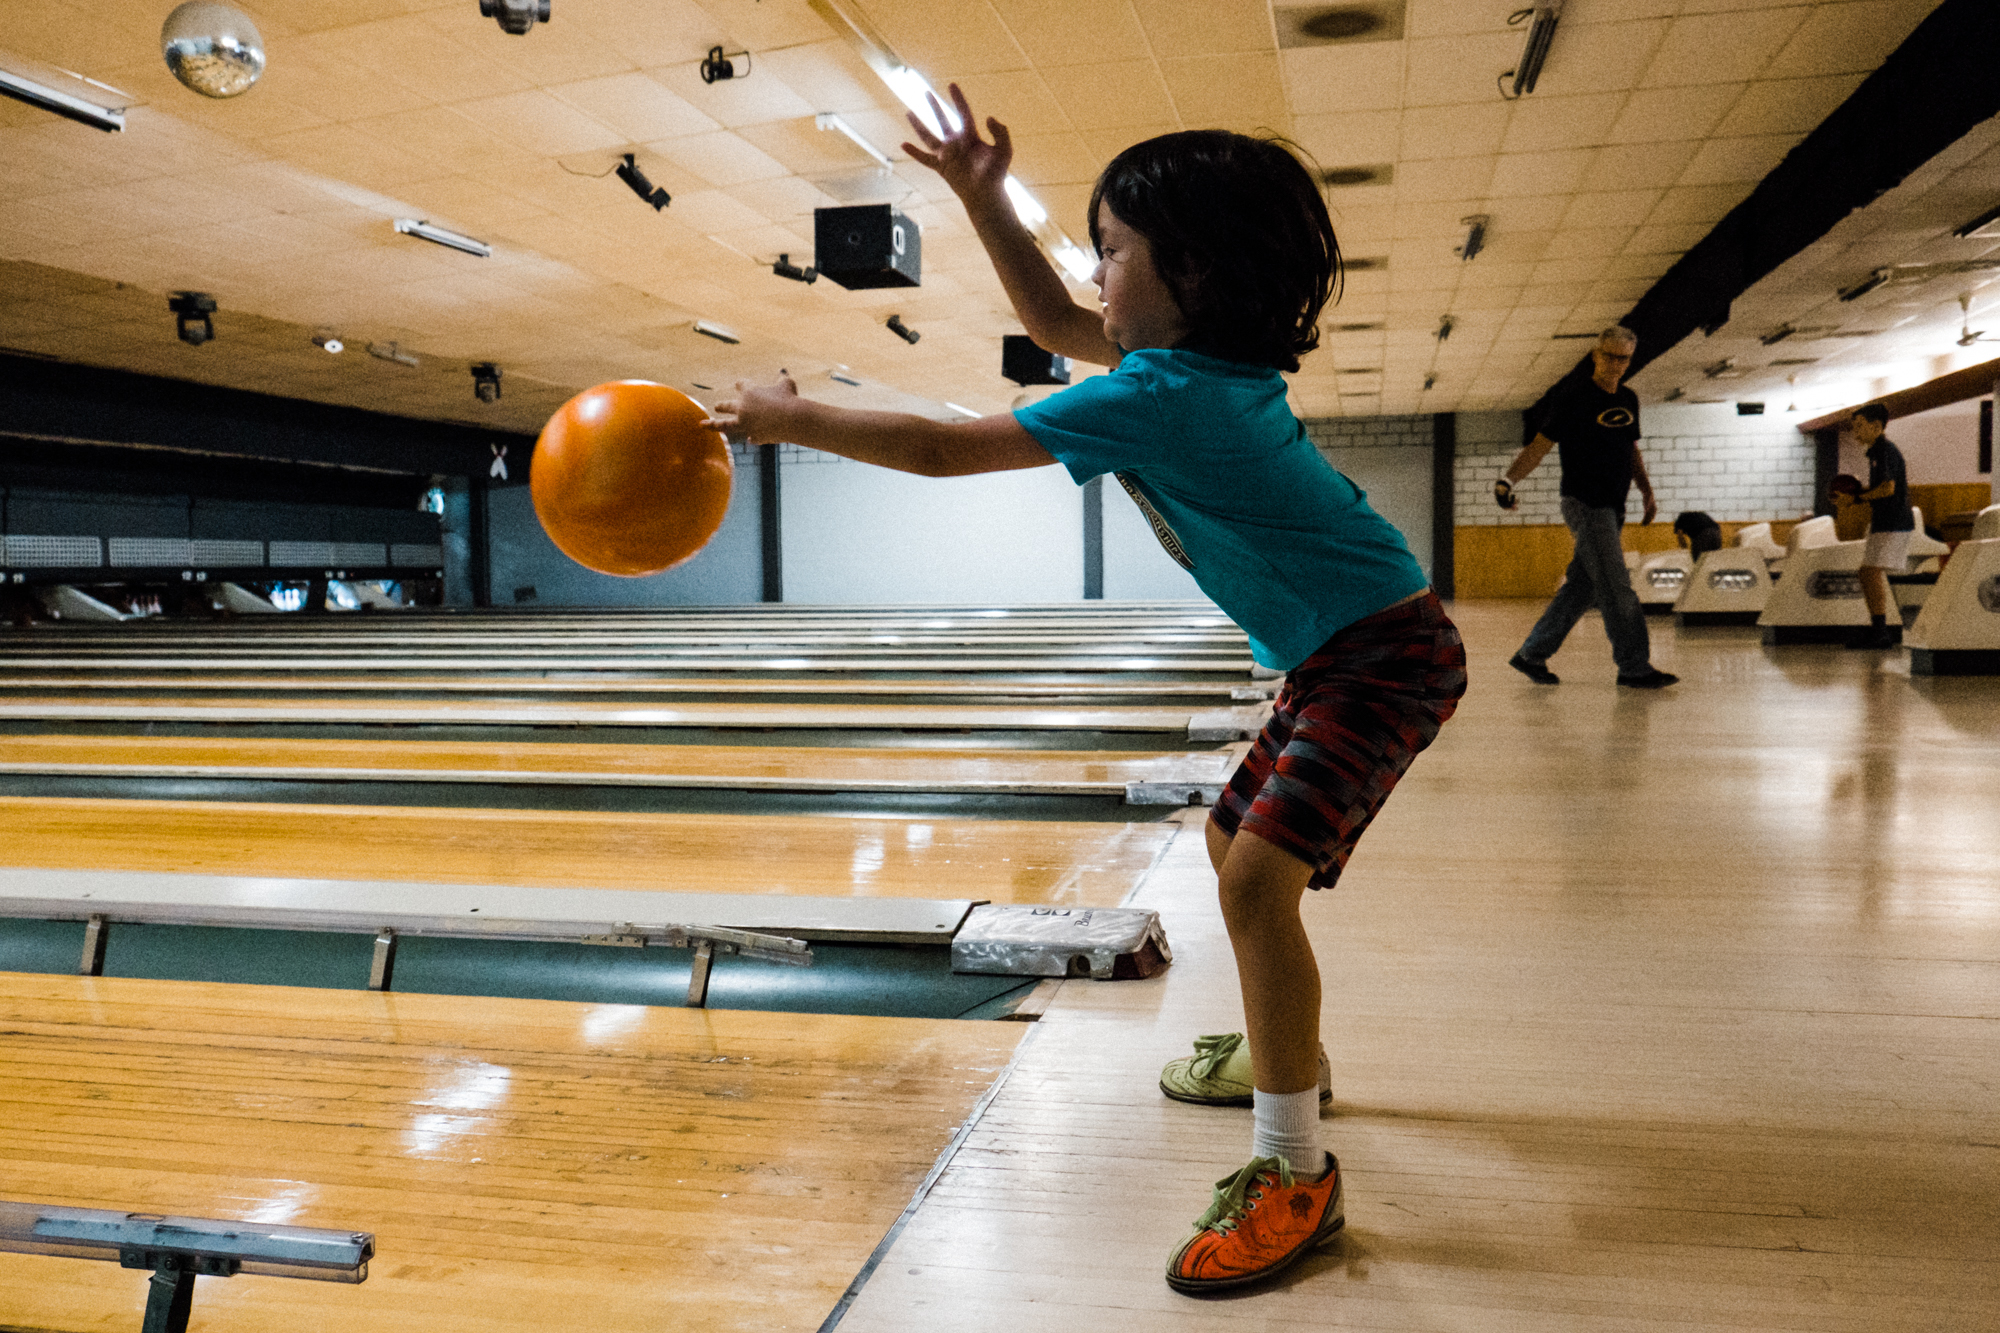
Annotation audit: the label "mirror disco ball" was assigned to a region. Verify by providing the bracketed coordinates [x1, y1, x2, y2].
[162, 2, 266, 98]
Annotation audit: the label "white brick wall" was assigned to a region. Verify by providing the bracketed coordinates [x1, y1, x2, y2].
[1453, 403, 1816, 526]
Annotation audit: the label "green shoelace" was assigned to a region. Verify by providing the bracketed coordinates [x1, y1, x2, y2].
[1185, 1032, 1245, 1079]
[1193, 1155, 1297, 1234]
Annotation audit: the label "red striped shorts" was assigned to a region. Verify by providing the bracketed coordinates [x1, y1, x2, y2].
[1211, 590, 1466, 889]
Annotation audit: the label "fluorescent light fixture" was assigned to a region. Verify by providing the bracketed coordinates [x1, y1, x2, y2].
[1509, 2, 1563, 97]
[0, 63, 126, 131]
[367, 341, 419, 368]
[1456, 215, 1489, 262]
[1759, 324, 1796, 345]
[1838, 268, 1891, 302]
[393, 218, 491, 258]
[805, 0, 1093, 286]
[944, 402, 981, 418]
[693, 319, 741, 344]
[1004, 176, 1046, 226]
[828, 367, 862, 386]
[816, 112, 892, 168]
[881, 64, 961, 137]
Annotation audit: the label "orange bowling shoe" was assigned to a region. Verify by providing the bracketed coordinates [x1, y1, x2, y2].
[1164, 1154, 1344, 1293]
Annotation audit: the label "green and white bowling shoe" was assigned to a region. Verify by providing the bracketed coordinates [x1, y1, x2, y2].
[1158, 1032, 1332, 1107]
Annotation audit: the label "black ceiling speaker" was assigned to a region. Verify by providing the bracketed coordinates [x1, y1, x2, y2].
[1002, 335, 1069, 386]
[814, 204, 921, 290]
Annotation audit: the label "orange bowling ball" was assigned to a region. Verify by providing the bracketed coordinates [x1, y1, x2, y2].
[531, 380, 733, 577]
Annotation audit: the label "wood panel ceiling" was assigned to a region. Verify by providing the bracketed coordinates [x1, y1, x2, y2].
[0, 0, 1951, 435]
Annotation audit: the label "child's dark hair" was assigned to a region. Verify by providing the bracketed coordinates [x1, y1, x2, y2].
[1853, 402, 1889, 426]
[1087, 131, 1340, 373]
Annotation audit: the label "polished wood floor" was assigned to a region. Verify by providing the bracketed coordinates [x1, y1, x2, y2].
[837, 601, 2000, 1332]
[0, 796, 1176, 906]
[0, 973, 1023, 1332]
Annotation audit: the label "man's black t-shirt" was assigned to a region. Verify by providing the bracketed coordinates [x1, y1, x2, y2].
[1865, 437, 1914, 533]
[1543, 378, 1640, 509]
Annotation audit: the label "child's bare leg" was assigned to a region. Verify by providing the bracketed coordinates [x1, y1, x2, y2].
[1207, 820, 1320, 1096]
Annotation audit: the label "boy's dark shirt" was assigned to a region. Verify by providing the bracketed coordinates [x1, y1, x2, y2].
[1865, 437, 1914, 532]
[1542, 378, 1641, 510]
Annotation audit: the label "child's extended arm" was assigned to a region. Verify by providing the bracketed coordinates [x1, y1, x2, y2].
[904, 85, 1121, 369]
[706, 375, 1055, 477]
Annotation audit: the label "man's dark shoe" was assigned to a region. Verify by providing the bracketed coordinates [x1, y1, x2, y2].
[1845, 627, 1899, 650]
[1617, 669, 1680, 689]
[1508, 654, 1559, 684]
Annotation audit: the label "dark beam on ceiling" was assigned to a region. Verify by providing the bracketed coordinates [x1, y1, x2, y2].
[1526, 0, 2000, 430]
[1798, 354, 2000, 431]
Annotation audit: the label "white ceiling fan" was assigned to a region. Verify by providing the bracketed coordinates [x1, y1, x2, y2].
[1956, 290, 2000, 346]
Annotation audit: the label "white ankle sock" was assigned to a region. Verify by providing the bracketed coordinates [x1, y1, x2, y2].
[1251, 1087, 1326, 1176]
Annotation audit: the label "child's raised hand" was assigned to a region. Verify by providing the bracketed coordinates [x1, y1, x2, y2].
[902, 83, 1013, 211]
[704, 372, 799, 445]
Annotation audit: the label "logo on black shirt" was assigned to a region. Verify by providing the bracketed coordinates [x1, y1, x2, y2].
[1115, 472, 1195, 570]
[1597, 407, 1635, 429]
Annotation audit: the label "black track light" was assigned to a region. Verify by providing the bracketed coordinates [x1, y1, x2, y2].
[471, 362, 502, 403]
[886, 314, 920, 345]
[169, 291, 216, 346]
[479, 0, 549, 35]
[616, 154, 670, 210]
[700, 46, 749, 84]
[773, 253, 818, 284]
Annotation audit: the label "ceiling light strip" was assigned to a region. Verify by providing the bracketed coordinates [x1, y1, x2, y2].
[806, 0, 1095, 284]
[0, 65, 124, 132]
[393, 218, 491, 258]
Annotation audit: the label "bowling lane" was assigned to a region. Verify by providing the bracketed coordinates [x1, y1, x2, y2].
[0, 735, 1233, 797]
[0, 972, 1023, 1333]
[0, 796, 1176, 907]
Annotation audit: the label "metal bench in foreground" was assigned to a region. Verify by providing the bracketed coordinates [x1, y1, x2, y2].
[0, 1200, 372, 1333]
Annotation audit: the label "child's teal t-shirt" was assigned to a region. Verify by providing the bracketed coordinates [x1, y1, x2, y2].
[1014, 347, 1428, 670]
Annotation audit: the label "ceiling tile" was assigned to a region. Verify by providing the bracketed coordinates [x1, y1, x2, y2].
[1488, 148, 1592, 199]
[1762, 0, 1937, 80]
[1395, 156, 1499, 205]
[1129, 0, 1277, 59]
[1603, 83, 1747, 145]
[1542, 226, 1637, 260]
[648, 59, 820, 128]
[1163, 53, 1290, 131]
[1403, 31, 1523, 108]
[1283, 43, 1406, 117]
[1561, 189, 1664, 229]
[1677, 133, 1803, 187]
[1526, 19, 1671, 98]
[1712, 73, 1868, 138]
[1039, 61, 1179, 131]
[651, 129, 793, 188]
[1644, 181, 1756, 226]
[1005, 132, 1102, 187]
[990, 0, 1154, 67]
[1500, 93, 1630, 154]
[1627, 222, 1713, 255]
[855, 0, 1032, 76]
[945, 70, 1074, 137]
[1396, 101, 1511, 161]
[1579, 140, 1703, 192]
[550, 74, 724, 143]
[1639, 8, 1812, 88]
[454, 90, 628, 157]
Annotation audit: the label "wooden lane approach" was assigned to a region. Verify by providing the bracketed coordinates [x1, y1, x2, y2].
[0, 736, 1236, 805]
[0, 971, 1024, 1333]
[0, 696, 1273, 742]
[0, 796, 1178, 908]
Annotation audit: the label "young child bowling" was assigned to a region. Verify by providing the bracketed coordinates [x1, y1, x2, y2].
[708, 86, 1465, 1294]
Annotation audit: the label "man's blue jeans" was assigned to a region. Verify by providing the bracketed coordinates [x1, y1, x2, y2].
[1516, 495, 1652, 677]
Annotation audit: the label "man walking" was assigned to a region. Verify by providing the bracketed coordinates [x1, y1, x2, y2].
[1494, 325, 1678, 689]
[1848, 402, 1911, 650]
